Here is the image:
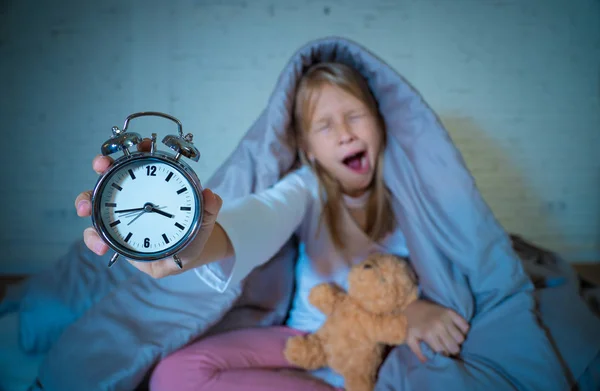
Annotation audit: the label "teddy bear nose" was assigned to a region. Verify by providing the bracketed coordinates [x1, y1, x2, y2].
[363, 264, 372, 269]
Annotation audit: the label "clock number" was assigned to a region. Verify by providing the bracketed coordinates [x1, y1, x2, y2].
[144, 238, 150, 248]
[146, 166, 157, 176]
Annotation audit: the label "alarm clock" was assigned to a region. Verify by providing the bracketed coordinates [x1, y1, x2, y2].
[91, 112, 204, 269]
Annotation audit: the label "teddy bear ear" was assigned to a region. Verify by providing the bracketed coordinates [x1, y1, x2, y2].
[405, 264, 418, 285]
[366, 250, 383, 259]
[397, 255, 411, 263]
[395, 257, 417, 283]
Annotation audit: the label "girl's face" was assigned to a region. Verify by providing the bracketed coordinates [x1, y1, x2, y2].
[303, 83, 383, 197]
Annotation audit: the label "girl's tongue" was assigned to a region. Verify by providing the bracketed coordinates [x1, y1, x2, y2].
[343, 152, 369, 174]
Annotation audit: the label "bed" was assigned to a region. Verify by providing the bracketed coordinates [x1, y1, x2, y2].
[0, 234, 598, 391]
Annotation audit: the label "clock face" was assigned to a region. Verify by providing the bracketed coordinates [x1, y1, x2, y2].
[96, 157, 199, 257]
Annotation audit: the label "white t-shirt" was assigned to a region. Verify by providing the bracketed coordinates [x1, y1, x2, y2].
[195, 164, 410, 387]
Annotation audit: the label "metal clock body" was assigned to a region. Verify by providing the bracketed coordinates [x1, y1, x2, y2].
[91, 112, 204, 268]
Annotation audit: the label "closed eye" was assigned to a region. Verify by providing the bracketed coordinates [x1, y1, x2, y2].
[312, 121, 330, 132]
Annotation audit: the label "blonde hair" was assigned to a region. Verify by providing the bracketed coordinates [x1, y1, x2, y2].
[293, 62, 397, 252]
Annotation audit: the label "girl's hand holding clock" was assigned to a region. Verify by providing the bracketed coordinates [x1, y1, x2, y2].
[74, 139, 230, 279]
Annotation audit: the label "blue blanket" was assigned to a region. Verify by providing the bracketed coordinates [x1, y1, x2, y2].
[6, 36, 600, 391]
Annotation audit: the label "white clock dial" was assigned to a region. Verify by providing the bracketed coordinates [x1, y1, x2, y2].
[98, 159, 198, 255]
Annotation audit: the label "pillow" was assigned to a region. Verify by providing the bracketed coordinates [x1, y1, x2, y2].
[16, 240, 139, 354]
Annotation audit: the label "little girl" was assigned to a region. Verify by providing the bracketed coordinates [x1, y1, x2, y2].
[76, 62, 469, 390]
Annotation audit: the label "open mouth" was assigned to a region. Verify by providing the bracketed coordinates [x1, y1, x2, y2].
[342, 150, 370, 174]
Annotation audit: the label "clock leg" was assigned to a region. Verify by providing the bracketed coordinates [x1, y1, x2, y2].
[173, 254, 183, 269]
[108, 252, 120, 267]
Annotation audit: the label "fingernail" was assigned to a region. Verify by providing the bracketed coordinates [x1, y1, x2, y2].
[77, 200, 89, 212]
[94, 243, 105, 254]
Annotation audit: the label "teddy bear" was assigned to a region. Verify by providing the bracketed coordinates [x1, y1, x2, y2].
[283, 252, 419, 391]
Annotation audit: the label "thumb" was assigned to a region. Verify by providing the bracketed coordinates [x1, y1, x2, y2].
[201, 188, 223, 224]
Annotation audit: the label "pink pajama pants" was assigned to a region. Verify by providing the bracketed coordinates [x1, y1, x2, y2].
[149, 326, 344, 391]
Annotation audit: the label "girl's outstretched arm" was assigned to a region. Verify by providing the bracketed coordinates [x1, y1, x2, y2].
[194, 166, 314, 292]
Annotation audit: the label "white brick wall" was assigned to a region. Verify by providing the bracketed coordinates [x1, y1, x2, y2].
[0, 0, 598, 273]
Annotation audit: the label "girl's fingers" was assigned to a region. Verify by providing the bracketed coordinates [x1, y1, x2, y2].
[439, 331, 460, 355]
[137, 138, 152, 152]
[75, 191, 93, 217]
[92, 155, 114, 175]
[450, 311, 470, 334]
[83, 227, 109, 256]
[407, 335, 426, 362]
[202, 188, 223, 220]
[426, 333, 445, 354]
[447, 323, 466, 345]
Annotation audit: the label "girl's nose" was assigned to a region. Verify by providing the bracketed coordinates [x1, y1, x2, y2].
[337, 123, 355, 144]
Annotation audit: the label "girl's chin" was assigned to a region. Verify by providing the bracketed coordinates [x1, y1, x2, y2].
[340, 175, 375, 197]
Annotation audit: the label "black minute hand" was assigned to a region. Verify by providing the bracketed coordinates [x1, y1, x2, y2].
[115, 207, 145, 214]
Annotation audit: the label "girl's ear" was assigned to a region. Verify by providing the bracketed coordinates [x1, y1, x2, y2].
[299, 150, 315, 165]
[297, 136, 315, 164]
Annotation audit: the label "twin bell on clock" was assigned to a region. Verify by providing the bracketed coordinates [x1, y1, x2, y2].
[91, 112, 204, 269]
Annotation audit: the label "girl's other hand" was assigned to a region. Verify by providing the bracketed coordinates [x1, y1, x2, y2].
[403, 299, 470, 362]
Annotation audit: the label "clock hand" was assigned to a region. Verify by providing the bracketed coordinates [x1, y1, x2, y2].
[115, 207, 145, 214]
[151, 208, 174, 219]
[119, 205, 165, 218]
[127, 210, 147, 226]
[124, 204, 169, 226]
[119, 210, 144, 218]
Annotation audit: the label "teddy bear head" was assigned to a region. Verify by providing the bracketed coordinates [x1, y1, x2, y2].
[347, 253, 418, 315]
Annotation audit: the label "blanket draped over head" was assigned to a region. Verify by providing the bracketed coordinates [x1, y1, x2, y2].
[6, 37, 600, 391]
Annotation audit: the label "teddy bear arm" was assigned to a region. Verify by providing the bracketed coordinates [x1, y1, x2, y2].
[309, 283, 344, 315]
[284, 334, 327, 370]
[369, 314, 409, 345]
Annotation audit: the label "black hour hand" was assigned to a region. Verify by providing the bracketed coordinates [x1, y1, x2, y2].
[152, 208, 174, 218]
